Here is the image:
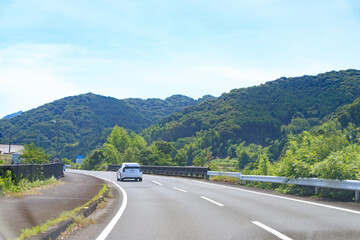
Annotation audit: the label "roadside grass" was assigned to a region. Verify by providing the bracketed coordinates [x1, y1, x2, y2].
[58, 215, 97, 240]
[210, 175, 240, 184]
[17, 183, 108, 240]
[0, 170, 61, 197]
[10, 177, 61, 197]
[97, 197, 108, 209]
[59, 188, 114, 239]
[58, 196, 110, 240]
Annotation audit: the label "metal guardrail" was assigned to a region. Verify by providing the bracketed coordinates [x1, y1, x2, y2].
[0, 163, 64, 182]
[208, 171, 360, 202]
[108, 165, 209, 178]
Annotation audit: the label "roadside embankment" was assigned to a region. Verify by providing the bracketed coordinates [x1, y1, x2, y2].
[0, 172, 105, 240]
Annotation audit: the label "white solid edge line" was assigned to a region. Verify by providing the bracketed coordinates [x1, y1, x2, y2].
[201, 196, 224, 207]
[152, 180, 163, 186]
[193, 180, 360, 215]
[252, 221, 293, 240]
[173, 187, 188, 193]
[95, 178, 128, 240]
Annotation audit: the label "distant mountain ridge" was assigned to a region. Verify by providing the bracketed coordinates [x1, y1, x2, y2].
[2, 111, 23, 120]
[0, 93, 214, 160]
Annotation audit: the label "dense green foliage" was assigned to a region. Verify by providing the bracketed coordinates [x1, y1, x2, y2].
[20, 142, 50, 164]
[0, 93, 209, 160]
[142, 69, 360, 162]
[81, 126, 180, 170]
[235, 118, 360, 200]
[275, 121, 360, 180]
[0, 170, 15, 196]
[204, 96, 360, 183]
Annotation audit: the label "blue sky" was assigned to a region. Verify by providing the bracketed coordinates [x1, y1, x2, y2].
[1, 0, 360, 117]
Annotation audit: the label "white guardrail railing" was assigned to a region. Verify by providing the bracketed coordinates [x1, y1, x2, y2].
[207, 171, 360, 202]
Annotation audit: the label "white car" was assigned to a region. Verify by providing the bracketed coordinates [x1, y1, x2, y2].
[117, 163, 143, 181]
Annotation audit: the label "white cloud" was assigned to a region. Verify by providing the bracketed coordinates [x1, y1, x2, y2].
[1, 0, 360, 117]
[1, 66, 77, 109]
[0, 44, 84, 116]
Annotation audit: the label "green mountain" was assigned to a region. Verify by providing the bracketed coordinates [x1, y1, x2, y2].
[2, 69, 360, 164]
[142, 69, 360, 150]
[123, 94, 215, 123]
[0, 93, 212, 160]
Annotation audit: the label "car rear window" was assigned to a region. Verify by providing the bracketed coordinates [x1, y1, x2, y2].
[123, 166, 141, 172]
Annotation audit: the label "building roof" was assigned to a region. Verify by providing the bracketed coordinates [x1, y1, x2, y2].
[0, 144, 24, 154]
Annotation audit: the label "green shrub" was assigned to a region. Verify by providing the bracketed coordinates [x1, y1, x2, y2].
[0, 170, 20, 195]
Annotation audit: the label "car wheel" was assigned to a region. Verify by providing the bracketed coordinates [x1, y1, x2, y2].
[139, 178, 142, 182]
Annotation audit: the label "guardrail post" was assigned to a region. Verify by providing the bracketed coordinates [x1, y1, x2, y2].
[315, 186, 318, 196]
[355, 191, 359, 202]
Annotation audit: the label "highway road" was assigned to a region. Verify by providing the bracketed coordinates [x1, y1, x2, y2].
[69, 170, 360, 240]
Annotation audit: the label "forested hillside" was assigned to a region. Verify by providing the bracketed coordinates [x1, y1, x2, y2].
[67, 69, 360, 200]
[123, 94, 215, 123]
[142, 69, 360, 149]
[0, 93, 209, 160]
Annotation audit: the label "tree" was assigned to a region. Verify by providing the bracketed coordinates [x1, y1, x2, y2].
[238, 150, 251, 169]
[147, 144, 174, 166]
[173, 149, 187, 166]
[312, 145, 360, 180]
[129, 132, 148, 150]
[107, 126, 130, 153]
[192, 148, 212, 167]
[153, 141, 175, 155]
[256, 152, 273, 175]
[276, 121, 350, 178]
[81, 149, 105, 170]
[192, 153, 206, 166]
[282, 117, 311, 135]
[103, 143, 122, 164]
[20, 142, 50, 164]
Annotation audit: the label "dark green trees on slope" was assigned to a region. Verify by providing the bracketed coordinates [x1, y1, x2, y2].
[142, 69, 360, 153]
[0, 93, 210, 160]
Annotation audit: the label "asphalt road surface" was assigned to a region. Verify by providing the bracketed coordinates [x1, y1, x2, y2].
[69, 170, 360, 240]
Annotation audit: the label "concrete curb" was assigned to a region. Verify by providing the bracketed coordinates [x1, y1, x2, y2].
[30, 187, 109, 240]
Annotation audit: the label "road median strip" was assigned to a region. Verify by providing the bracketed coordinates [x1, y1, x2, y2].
[18, 183, 108, 240]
